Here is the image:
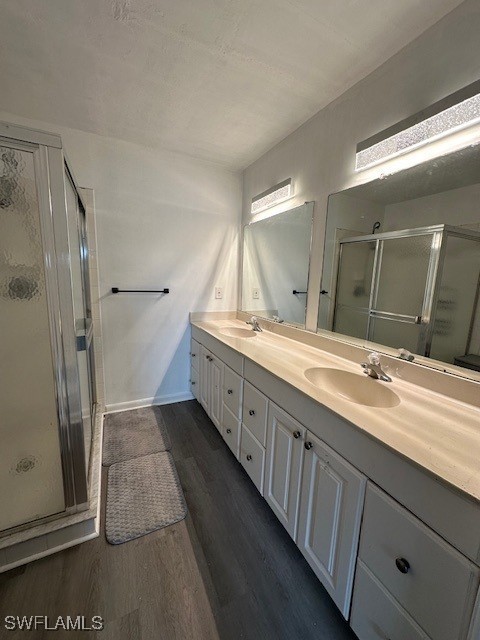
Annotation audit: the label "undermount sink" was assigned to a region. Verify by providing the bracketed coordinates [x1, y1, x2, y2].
[304, 367, 400, 408]
[219, 326, 257, 339]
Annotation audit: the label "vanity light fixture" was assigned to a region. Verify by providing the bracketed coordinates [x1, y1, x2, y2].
[251, 178, 292, 214]
[355, 80, 480, 172]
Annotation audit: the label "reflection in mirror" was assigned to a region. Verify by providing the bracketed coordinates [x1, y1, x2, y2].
[318, 145, 480, 375]
[242, 202, 313, 327]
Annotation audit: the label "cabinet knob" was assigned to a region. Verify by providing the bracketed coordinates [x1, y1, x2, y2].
[191, 353, 196, 357]
[226, 428, 232, 434]
[249, 409, 255, 416]
[395, 558, 410, 574]
[293, 430, 301, 439]
[304, 441, 313, 450]
[246, 454, 252, 461]
[191, 381, 196, 385]
[227, 389, 233, 394]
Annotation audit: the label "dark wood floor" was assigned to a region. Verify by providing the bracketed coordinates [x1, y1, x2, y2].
[0, 400, 357, 640]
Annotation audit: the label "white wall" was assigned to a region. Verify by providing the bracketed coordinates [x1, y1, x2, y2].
[242, 0, 480, 332]
[0, 111, 242, 410]
[383, 183, 480, 231]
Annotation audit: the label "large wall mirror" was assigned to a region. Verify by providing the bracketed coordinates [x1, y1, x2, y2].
[318, 145, 480, 377]
[242, 202, 314, 327]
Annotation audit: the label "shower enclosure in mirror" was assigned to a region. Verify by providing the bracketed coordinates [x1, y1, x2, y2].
[0, 122, 95, 535]
[318, 143, 480, 374]
[241, 202, 314, 327]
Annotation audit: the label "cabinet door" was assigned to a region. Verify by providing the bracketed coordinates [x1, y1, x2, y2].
[190, 338, 200, 371]
[297, 433, 366, 618]
[199, 345, 211, 413]
[190, 366, 199, 400]
[265, 403, 305, 541]
[209, 354, 223, 431]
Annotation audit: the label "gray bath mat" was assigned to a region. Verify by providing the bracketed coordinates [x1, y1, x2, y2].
[102, 406, 171, 466]
[106, 451, 187, 545]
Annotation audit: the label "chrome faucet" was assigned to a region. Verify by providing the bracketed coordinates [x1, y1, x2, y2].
[361, 352, 392, 382]
[246, 316, 263, 332]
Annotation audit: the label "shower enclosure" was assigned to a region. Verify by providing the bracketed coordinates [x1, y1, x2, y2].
[0, 122, 95, 534]
[333, 224, 480, 364]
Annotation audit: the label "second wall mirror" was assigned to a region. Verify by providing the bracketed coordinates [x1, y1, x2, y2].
[241, 202, 314, 327]
[318, 144, 480, 376]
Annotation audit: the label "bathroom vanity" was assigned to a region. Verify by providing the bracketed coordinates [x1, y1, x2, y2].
[190, 316, 480, 640]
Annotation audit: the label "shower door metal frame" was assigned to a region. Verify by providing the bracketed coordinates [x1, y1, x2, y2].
[334, 225, 449, 356]
[0, 122, 89, 528]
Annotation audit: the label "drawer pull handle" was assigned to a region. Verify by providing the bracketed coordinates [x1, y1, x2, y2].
[395, 558, 410, 574]
[293, 430, 301, 439]
[226, 428, 232, 434]
[191, 381, 196, 385]
[246, 454, 252, 461]
[227, 389, 233, 394]
[304, 441, 313, 450]
[249, 409, 255, 416]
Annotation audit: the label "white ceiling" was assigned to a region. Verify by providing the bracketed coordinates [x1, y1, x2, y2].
[1, 0, 464, 169]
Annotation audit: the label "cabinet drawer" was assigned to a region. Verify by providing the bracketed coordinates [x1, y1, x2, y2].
[359, 483, 479, 640]
[190, 366, 199, 400]
[242, 382, 268, 446]
[223, 366, 243, 418]
[351, 561, 430, 640]
[190, 338, 200, 371]
[222, 405, 241, 459]
[240, 425, 265, 495]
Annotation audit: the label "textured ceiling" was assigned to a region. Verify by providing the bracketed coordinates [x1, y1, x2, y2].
[0, 0, 464, 169]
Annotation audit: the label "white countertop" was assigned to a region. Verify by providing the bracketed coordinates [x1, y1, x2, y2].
[192, 319, 480, 504]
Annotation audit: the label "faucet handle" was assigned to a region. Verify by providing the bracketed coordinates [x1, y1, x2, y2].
[360, 362, 369, 375]
[367, 351, 381, 366]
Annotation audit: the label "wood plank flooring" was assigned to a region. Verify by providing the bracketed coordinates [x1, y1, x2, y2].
[0, 401, 357, 640]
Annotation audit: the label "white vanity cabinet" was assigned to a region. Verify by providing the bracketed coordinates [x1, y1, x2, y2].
[264, 403, 306, 541]
[352, 483, 480, 640]
[297, 432, 366, 618]
[191, 324, 480, 637]
[199, 345, 223, 431]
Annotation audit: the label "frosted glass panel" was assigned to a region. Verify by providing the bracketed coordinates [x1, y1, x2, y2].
[431, 236, 480, 363]
[375, 234, 433, 316]
[0, 146, 65, 530]
[336, 241, 376, 309]
[334, 307, 369, 340]
[369, 317, 421, 354]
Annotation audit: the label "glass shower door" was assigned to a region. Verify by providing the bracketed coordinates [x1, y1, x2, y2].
[368, 233, 435, 353]
[0, 143, 65, 530]
[333, 240, 376, 339]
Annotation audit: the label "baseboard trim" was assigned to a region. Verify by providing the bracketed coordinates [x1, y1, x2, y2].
[105, 392, 194, 414]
